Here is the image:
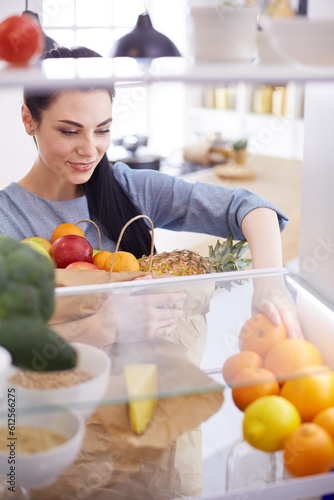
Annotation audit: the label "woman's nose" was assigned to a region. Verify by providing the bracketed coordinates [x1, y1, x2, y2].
[76, 136, 97, 157]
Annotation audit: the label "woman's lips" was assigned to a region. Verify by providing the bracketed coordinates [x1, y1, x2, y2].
[69, 162, 95, 172]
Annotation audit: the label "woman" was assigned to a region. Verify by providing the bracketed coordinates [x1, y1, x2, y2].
[0, 45, 301, 337]
[1, 46, 303, 500]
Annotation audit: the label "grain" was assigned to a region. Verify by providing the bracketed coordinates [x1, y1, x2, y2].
[0, 426, 67, 453]
[9, 368, 93, 389]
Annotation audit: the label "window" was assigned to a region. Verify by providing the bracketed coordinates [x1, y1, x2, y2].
[42, 0, 146, 56]
[40, 0, 187, 157]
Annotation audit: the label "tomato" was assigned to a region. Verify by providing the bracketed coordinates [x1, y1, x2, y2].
[0, 15, 44, 64]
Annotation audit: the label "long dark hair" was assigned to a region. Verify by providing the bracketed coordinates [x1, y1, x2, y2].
[24, 46, 153, 258]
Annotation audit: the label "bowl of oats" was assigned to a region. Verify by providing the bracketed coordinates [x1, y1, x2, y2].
[7, 342, 111, 419]
[0, 407, 85, 489]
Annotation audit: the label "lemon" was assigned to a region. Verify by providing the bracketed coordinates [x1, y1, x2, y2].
[243, 395, 301, 452]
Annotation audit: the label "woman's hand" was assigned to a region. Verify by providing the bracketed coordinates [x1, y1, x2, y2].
[52, 288, 187, 347]
[251, 275, 303, 338]
[103, 290, 187, 344]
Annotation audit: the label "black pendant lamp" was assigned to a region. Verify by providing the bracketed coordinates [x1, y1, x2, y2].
[22, 0, 58, 55]
[109, 13, 181, 59]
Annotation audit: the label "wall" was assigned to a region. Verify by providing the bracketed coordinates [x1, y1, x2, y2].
[0, 88, 37, 186]
[0, 1, 41, 185]
[298, 0, 334, 306]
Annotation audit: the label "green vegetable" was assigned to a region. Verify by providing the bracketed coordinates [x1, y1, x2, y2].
[0, 235, 77, 371]
[3, 243, 55, 321]
[232, 139, 248, 151]
[0, 316, 77, 371]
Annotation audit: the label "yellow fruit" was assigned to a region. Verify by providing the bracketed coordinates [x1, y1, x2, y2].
[124, 364, 158, 435]
[104, 251, 140, 272]
[243, 395, 301, 452]
[21, 236, 52, 254]
[20, 240, 52, 261]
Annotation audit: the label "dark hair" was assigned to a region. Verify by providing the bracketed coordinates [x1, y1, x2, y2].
[23, 46, 153, 258]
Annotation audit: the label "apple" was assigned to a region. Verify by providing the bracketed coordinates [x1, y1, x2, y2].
[66, 261, 99, 270]
[20, 239, 53, 261]
[21, 236, 52, 254]
[51, 235, 93, 269]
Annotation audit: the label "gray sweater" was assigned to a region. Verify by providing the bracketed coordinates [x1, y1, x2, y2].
[0, 162, 288, 250]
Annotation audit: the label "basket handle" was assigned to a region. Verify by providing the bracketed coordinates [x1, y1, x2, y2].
[74, 218, 102, 250]
[109, 215, 155, 274]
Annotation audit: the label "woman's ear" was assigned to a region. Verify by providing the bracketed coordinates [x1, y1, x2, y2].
[21, 104, 36, 135]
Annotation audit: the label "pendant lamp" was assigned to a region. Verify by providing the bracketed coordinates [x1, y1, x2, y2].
[109, 13, 181, 59]
[22, 10, 58, 55]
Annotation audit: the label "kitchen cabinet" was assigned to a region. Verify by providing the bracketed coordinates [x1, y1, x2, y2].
[0, 3, 334, 497]
[184, 78, 305, 161]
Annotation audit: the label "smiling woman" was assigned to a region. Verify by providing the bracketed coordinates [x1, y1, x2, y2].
[0, 44, 302, 338]
[21, 89, 113, 199]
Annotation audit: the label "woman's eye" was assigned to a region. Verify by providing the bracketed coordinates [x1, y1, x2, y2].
[96, 129, 110, 135]
[60, 130, 77, 136]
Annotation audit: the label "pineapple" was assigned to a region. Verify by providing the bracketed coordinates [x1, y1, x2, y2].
[138, 234, 251, 276]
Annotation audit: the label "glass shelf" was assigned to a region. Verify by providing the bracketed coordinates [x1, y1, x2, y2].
[2, 267, 333, 414]
[1, 55, 334, 91]
[1, 268, 334, 498]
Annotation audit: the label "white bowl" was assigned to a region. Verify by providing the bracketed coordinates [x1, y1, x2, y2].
[6, 342, 111, 419]
[0, 407, 85, 489]
[0, 346, 12, 398]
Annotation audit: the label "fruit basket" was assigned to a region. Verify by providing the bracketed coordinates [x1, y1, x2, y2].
[2, 267, 334, 499]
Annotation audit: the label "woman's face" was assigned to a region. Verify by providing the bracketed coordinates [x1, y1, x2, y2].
[27, 89, 113, 185]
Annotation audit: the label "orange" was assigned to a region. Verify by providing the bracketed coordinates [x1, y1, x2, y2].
[283, 422, 334, 477]
[231, 367, 280, 412]
[104, 251, 140, 272]
[313, 407, 334, 441]
[238, 313, 287, 358]
[280, 365, 334, 422]
[264, 338, 323, 381]
[51, 222, 85, 243]
[92, 250, 113, 270]
[222, 350, 263, 386]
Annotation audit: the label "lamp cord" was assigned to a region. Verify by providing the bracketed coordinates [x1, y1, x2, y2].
[25, 0, 28, 10]
[142, 0, 148, 13]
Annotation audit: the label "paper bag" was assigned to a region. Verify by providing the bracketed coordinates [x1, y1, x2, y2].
[37, 272, 224, 499]
[30, 358, 223, 500]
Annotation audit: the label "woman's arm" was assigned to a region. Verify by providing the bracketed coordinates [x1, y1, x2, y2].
[241, 207, 283, 270]
[241, 207, 303, 338]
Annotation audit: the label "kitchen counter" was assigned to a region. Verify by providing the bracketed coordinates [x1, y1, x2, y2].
[156, 154, 302, 265]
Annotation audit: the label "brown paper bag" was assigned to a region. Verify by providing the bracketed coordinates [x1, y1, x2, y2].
[39, 270, 223, 499]
[30, 340, 224, 499]
[30, 367, 223, 500]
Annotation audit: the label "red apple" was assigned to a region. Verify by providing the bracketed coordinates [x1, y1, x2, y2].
[51, 235, 93, 268]
[66, 261, 99, 270]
